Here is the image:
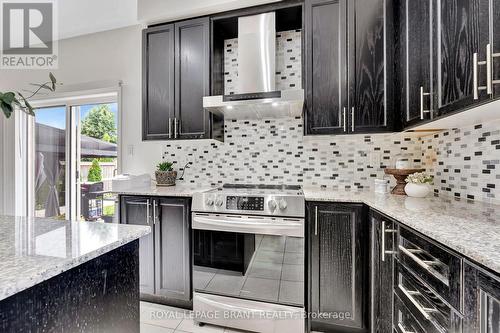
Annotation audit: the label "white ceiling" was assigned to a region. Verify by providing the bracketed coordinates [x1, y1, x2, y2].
[57, 0, 138, 40]
[56, 0, 280, 41]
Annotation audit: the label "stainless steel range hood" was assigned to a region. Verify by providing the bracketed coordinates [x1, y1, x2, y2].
[203, 12, 304, 120]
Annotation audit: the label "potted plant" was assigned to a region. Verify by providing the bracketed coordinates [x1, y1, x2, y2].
[405, 172, 433, 198]
[155, 161, 177, 186]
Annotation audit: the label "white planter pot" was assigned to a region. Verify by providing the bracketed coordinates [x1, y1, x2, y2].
[405, 183, 431, 198]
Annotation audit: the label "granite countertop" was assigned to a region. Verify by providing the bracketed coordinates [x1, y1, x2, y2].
[113, 184, 215, 197]
[0, 216, 150, 302]
[303, 187, 500, 275]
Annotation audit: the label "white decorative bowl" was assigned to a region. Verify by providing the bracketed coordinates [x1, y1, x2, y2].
[405, 183, 431, 198]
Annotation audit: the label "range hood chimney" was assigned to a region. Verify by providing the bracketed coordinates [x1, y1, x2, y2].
[203, 12, 304, 120]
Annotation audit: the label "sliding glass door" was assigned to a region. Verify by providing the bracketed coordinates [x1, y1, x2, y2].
[32, 95, 119, 222]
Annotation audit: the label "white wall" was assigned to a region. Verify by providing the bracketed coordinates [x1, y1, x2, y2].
[0, 25, 166, 215]
[138, 0, 281, 24]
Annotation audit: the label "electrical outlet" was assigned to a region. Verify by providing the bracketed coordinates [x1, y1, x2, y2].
[127, 144, 134, 156]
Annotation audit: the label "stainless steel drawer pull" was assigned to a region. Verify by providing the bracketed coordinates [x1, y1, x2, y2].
[343, 107, 347, 132]
[419, 87, 431, 120]
[398, 284, 431, 320]
[397, 323, 415, 333]
[146, 199, 151, 225]
[152, 200, 156, 225]
[168, 118, 172, 139]
[314, 206, 318, 236]
[399, 245, 448, 286]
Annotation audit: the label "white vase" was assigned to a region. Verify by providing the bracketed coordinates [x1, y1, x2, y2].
[405, 183, 431, 198]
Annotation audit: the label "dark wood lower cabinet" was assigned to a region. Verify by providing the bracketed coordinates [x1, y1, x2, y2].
[464, 261, 500, 332]
[307, 202, 368, 332]
[120, 195, 192, 308]
[370, 211, 396, 333]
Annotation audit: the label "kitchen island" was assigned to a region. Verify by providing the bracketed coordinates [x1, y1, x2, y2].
[0, 215, 150, 333]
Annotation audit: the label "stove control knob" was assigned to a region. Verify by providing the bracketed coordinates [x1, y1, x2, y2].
[215, 196, 224, 207]
[278, 199, 288, 210]
[205, 197, 214, 206]
[268, 200, 277, 211]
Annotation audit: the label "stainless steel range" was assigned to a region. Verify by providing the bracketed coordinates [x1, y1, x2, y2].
[191, 184, 305, 333]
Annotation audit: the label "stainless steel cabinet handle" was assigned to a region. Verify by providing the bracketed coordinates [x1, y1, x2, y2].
[487, 43, 492, 95]
[174, 118, 178, 139]
[343, 107, 347, 132]
[146, 199, 150, 225]
[152, 200, 156, 225]
[314, 206, 318, 236]
[381, 221, 386, 262]
[168, 118, 172, 139]
[474, 52, 479, 100]
[397, 323, 415, 333]
[351, 107, 355, 132]
[398, 284, 431, 320]
[420, 87, 431, 120]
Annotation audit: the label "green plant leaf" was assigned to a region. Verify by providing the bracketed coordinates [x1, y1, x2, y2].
[1, 92, 16, 104]
[49, 72, 57, 90]
[29, 83, 53, 92]
[17, 92, 35, 116]
[0, 102, 13, 118]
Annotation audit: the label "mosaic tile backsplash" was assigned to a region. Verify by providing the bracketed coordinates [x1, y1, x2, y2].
[422, 119, 500, 203]
[164, 117, 422, 189]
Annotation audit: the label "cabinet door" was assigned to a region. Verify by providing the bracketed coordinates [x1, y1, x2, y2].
[349, 0, 394, 133]
[370, 212, 396, 333]
[120, 196, 155, 294]
[143, 24, 175, 140]
[175, 17, 210, 139]
[437, 0, 490, 115]
[155, 198, 191, 302]
[308, 202, 368, 332]
[399, 0, 434, 128]
[493, 0, 500, 99]
[464, 261, 500, 332]
[305, 0, 348, 135]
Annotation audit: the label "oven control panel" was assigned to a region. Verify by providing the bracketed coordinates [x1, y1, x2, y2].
[226, 196, 264, 211]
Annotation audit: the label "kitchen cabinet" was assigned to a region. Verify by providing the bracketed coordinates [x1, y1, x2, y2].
[142, 24, 175, 140]
[307, 202, 368, 332]
[120, 196, 155, 294]
[436, 0, 491, 116]
[155, 198, 191, 302]
[397, 0, 434, 128]
[370, 211, 396, 333]
[143, 18, 221, 141]
[304, 0, 348, 135]
[120, 195, 192, 307]
[305, 0, 395, 135]
[464, 261, 500, 332]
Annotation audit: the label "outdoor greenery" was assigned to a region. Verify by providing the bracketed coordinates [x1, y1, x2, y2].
[81, 104, 117, 143]
[157, 161, 174, 172]
[1, 73, 58, 118]
[87, 159, 103, 182]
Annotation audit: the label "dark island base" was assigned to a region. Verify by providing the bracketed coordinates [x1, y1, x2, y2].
[0, 240, 140, 333]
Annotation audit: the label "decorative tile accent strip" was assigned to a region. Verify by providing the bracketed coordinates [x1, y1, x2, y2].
[163, 118, 421, 189]
[421, 119, 500, 203]
[224, 30, 302, 95]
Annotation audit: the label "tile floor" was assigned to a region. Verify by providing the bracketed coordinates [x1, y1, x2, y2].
[140, 301, 248, 333]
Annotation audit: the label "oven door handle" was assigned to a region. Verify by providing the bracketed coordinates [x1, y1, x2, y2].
[192, 215, 304, 237]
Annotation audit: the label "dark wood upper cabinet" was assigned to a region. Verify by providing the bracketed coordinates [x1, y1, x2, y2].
[143, 18, 222, 141]
[436, 0, 491, 116]
[349, 0, 395, 133]
[308, 202, 368, 332]
[175, 17, 211, 140]
[305, 0, 395, 135]
[397, 0, 434, 128]
[305, 0, 348, 135]
[464, 261, 500, 332]
[142, 25, 175, 140]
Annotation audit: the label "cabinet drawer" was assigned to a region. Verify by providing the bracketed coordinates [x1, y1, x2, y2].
[394, 293, 428, 333]
[394, 260, 463, 333]
[397, 226, 462, 311]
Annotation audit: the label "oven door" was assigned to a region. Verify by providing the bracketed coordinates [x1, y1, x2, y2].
[192, 213, 305, 307]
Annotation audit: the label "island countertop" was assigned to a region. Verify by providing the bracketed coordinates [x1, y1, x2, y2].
[113, 184, 215, 197]
[303, 187, 500, 275]
[0, 215, 150, 302]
